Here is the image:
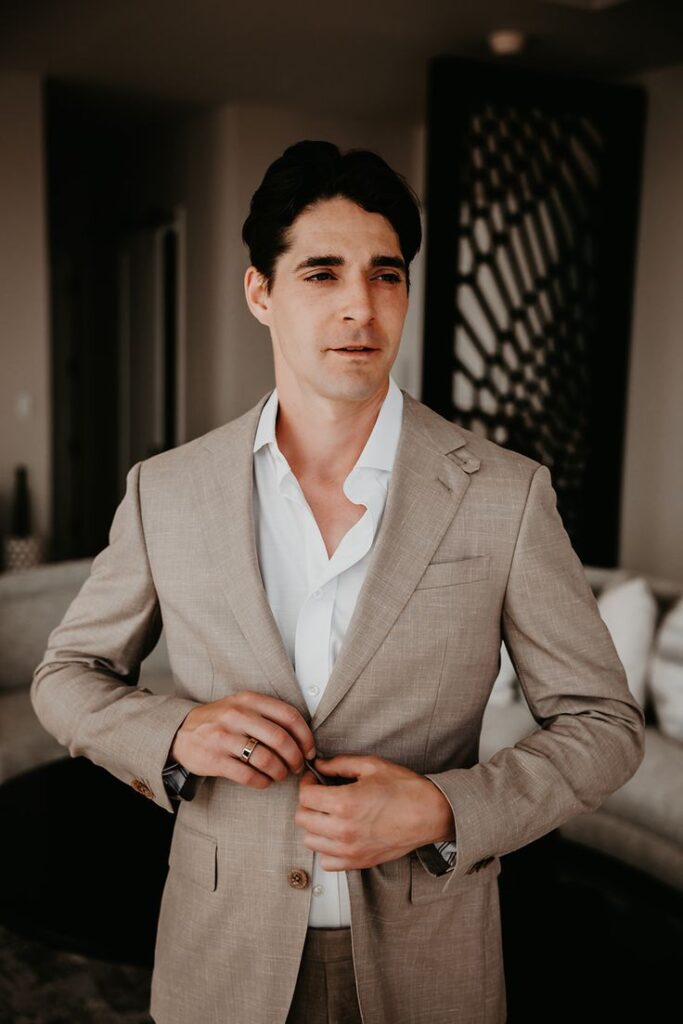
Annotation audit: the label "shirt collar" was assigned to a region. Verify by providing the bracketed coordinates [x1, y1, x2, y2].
[252, 374, 404, 476]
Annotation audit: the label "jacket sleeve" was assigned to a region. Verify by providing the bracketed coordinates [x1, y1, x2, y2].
[30, 460, 203, 814]
[417, 462, 646, 886]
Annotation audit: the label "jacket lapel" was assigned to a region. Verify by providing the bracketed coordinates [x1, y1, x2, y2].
[189, 388, 481, 729]
[189, 392, 310, 719]
[310, 392, 480, 729]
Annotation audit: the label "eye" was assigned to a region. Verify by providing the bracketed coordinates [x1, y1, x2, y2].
[376, 273, 402, 284]
[305, 272, 335, 282]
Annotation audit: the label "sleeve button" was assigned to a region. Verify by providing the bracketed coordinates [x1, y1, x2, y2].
[132, 778, 155, 799]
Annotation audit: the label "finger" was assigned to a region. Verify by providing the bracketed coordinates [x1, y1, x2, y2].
[301, 831, 350, 857]
[298, 779, 352, 814]
[217, 753, 274, 790]
[313, 754, 371, 779]
[319, 857, 349, 872]
[294, 806, 341, 839]
[229, 734, 292, 783]
[227, 708, 307, 775]
[231, 691, 316, 759]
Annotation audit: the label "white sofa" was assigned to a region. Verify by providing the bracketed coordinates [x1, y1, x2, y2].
[2, 558, 681, 891]
[0, 559, 173, 783]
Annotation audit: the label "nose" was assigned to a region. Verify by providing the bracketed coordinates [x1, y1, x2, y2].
[341, 276, 375, 325]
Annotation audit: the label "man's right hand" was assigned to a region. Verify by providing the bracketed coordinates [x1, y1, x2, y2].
[170, 691, 316, 789]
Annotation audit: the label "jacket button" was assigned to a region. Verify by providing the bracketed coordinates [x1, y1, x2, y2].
[131, 778, 155, 800]
[288, 867, 310, 889]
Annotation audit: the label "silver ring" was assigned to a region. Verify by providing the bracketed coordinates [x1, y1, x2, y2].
[240, 736, 260, 763]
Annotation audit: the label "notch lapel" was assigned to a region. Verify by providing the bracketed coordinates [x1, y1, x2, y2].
[188, 389, 482, 731]
[189, 393, 310, 720]
[310, 392, 480, 730]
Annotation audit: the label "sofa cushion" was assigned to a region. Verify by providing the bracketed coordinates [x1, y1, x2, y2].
[0, 689, 67, 784]
[592, 727, 683, 848]
[479, 696, 539, 762]
[0, 560, 93, 692]
[488, 641, 518, 707]
[596, 576, 658, 708]
[559, 809, 683, 892]
[648, 596, 683, 743]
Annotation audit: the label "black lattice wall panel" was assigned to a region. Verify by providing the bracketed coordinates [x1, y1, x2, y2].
[423, 58, 646, 565]
[454, 104, 601, 542]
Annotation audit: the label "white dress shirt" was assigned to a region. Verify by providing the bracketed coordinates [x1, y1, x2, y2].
[251, 374, 456, 928]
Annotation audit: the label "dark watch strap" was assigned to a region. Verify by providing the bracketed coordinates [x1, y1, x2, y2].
[162, 759, 201, 801]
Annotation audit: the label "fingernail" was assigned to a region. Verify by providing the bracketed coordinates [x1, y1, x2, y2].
[307, 749, 316, 759]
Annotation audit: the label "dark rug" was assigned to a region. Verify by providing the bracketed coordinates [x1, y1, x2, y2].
[0, 921, 152, 1024]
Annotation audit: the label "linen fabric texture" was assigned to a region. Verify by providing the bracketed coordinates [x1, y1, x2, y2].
[31, 388, 646, 1024]
[251, 374, 455, 927]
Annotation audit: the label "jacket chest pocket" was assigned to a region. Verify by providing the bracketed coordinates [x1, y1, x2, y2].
[415, 554, 490, 590]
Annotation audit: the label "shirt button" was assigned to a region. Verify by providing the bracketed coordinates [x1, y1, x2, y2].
[312, 588, 323, 599]
[307, 686, 320, 696]
[312, 884, 325, 897]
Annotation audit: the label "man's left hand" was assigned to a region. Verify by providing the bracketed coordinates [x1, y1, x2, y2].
[294, 754, 455, 871]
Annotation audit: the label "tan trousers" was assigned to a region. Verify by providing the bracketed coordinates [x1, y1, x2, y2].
[285, 927, 363, 1024]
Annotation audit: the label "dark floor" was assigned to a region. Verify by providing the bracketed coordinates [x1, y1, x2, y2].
[500, 833, 683, 1022]
[0, 923, 151, 1024]
[0, 759, 681, 1022]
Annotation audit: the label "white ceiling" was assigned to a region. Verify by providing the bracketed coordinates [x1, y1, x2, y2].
[0, 0, 681, 122]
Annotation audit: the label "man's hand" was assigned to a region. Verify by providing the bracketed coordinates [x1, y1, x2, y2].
[170, 691, 316, 789]
[295, 754, 456, 871]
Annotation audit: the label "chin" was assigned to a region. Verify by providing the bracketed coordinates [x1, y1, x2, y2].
[322, 372, 387, 403]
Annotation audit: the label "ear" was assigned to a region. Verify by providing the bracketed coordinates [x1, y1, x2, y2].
[244, 266, 271, 326]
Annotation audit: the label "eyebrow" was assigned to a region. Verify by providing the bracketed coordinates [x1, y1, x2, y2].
[293, 254, 407, 275]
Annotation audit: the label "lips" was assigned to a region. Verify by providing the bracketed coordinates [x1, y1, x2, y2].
[331, 345, 378, 351]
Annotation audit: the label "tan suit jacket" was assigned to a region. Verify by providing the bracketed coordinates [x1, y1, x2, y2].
[31, 389, 645, 1024]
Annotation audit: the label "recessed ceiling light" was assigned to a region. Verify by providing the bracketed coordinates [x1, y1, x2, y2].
[488, 29, 527, 56]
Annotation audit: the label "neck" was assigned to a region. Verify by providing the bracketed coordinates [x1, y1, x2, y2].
[274, 379, 390, 484]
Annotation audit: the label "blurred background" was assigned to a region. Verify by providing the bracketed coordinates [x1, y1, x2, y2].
[0, 2, 682, 1022]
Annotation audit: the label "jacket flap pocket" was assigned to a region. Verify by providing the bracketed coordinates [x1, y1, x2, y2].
[415, 554, 490, 590]
[168, 823, 218, 892]
[409, 852, 500, 904]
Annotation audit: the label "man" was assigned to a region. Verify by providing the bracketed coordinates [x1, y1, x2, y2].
[32, 140, 645, 1024]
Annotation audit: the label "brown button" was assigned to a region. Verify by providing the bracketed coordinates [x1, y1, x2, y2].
[288, 867, 310, 890]
[131, 778, 155, 800]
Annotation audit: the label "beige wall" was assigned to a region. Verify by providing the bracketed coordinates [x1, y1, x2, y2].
[620, 63, 683, 582]
[0, 74, 50, 550]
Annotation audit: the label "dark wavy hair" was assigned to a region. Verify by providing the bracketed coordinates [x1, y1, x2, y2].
[241, 140, 422, 294]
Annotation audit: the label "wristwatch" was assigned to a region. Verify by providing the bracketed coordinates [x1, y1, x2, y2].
[415, 841, 458, 875]
[162, 757, 201, 801]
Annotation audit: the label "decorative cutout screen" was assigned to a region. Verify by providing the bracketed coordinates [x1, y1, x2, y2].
[422, 58, 646, 563]
[454, 105, 601, 542]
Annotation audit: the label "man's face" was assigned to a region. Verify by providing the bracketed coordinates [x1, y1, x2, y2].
[244, 196, 410, 405]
